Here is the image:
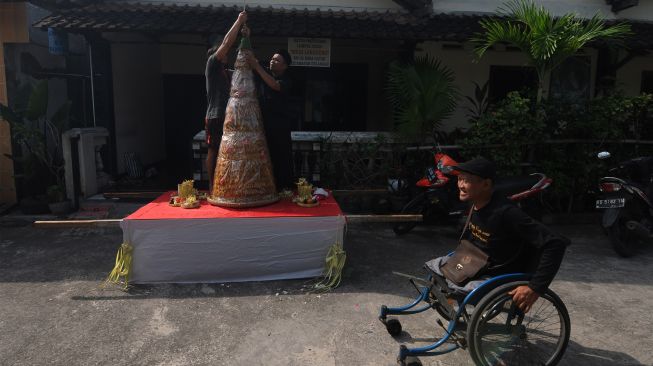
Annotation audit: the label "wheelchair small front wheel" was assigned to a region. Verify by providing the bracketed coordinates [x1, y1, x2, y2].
[467, 281, 570, 366]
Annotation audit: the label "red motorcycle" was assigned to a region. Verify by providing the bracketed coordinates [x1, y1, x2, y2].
[393, 151, 553, 235]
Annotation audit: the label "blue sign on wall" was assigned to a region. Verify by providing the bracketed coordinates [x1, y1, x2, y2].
[48, 28, 68, 55]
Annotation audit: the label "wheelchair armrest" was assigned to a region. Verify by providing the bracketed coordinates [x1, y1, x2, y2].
[462, 273, 533, 307]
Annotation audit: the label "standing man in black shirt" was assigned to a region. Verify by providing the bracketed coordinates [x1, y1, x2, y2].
[247, 50, 294, 190]
[205, 11, 247, 194]
[426, 157, 569, 313]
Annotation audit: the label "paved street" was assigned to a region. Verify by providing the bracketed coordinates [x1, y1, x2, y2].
[1, 221, 651, 366]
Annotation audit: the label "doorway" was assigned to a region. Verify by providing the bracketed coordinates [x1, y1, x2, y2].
[163, 74, 206, 185]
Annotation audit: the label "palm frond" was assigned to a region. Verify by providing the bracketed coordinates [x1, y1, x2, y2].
[386, 55, 458, 140]
[472, 18, 530, 58]
[472, 0, 632, 96]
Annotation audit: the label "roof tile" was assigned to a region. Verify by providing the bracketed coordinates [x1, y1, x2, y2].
[31, 2, 653, 48]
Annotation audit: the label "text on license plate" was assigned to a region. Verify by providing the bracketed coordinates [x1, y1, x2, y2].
[596, 198, 625, 209]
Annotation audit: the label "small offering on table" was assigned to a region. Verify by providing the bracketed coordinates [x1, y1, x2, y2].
[294, 178, 319, 207]
[181, 195, 200, 209]
[169, 195, 181, 207]
[169, 180, 201, 208]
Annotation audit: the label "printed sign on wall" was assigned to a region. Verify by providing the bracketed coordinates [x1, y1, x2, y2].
[288, 38, 331, 67]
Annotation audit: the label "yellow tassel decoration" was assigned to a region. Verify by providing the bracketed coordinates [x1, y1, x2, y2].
[314, 241, 346, 292]
[102, 242, 134, 290]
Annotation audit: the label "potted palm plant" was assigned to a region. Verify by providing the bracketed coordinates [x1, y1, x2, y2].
[385, 55, 458, 212]
[46, 184, 70, 214]
[471, 0, 631, 104]
[1, 80, 71, 214]
[385, 55, 458, 144]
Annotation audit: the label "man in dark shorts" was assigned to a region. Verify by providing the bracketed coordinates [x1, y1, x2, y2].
[247, 49, 294, 190]
[205, 11, 247, 194]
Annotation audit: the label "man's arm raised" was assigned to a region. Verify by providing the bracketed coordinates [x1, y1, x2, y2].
[215, 11, 247, 61]
[247, 55, 282, 91]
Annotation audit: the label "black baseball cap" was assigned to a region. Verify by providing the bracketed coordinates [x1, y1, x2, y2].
[453, 157, 496, 180]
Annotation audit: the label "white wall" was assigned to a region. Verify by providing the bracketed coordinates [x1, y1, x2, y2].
[616, 1, 653, 21]
[161, 47, 206, 75]
[616, 52, 653, 96]
[416, 41, 532, 131]
[416, 41, 594, 131]
[109, 34, 165, 174]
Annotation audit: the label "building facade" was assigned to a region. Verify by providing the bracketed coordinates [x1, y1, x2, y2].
[1, 0, 652, 199]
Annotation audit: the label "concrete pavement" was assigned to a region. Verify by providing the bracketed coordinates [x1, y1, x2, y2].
[0, 221, 651, 366]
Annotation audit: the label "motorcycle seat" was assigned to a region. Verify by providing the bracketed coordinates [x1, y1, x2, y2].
[494, 175, 541, 197]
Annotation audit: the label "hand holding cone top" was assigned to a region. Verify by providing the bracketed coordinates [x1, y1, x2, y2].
[239, 21, 252, 50]
[237, 11, 248, 24]
[246, 53, 259, 69]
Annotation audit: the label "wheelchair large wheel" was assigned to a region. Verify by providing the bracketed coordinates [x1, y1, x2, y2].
[467, 281, 570, 366]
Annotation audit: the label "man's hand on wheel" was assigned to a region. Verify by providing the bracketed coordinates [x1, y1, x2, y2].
[508, 285, 540, 313]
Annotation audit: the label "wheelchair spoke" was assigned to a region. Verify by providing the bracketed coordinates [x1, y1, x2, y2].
[524, 301, 554, 324]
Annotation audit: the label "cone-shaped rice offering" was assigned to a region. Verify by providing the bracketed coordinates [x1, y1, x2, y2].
[208, 32, 278, 208]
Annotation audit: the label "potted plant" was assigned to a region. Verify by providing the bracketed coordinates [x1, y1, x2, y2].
[385, 55, 458, 145]
[1, 80, 71, 214]
[46, 184, 71, 215]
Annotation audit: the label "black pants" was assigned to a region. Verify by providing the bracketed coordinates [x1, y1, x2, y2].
[264, 122, 294, 190]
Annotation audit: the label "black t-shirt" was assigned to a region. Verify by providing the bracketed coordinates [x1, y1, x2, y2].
[462, 193, 570, 293]
[205, 54, 230, 119]
[257, 68, 292, 129]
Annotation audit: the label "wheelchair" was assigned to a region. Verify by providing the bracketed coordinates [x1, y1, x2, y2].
[379, 270, 570, 366]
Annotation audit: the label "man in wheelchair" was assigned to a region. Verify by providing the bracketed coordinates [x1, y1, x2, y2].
[381, 158, 572, 366]
[426, 157, 570, 313]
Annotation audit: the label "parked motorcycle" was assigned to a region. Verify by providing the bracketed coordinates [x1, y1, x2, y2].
[596, 151, 653, 257]
[393, 151, 553, 235]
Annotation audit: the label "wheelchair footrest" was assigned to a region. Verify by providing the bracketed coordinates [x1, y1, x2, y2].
[428, 275, 457, 319]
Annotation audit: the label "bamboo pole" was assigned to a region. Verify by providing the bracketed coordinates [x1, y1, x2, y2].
[33, 219, 123, 228]
[102, 192, 164, 199]
[345, 214, 422, 223]
[32, 214, 423, 228]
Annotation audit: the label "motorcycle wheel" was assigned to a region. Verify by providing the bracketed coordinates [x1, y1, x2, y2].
[393, 193, 427, 236]
[607, 214, 638, 258]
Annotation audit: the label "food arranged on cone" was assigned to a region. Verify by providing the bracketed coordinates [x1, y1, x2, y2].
[209, 29, 278, 208]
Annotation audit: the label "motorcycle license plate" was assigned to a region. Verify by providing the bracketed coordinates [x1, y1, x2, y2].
[596, 198, 625, 209]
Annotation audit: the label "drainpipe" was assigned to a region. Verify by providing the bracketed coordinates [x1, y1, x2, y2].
[88, 42, 97, 127]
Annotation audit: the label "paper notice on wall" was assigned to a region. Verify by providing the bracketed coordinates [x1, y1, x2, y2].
[288, 38, 331, 68]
